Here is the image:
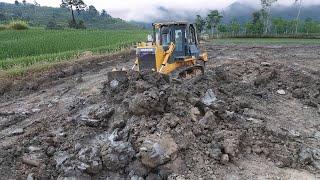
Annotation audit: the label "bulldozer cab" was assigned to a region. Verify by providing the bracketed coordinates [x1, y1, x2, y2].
[152, 22, 200, 61]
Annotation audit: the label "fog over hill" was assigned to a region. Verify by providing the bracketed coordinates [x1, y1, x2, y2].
[141, 1, 320, 24]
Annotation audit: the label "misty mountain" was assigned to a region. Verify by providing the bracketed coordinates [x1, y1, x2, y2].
[139, 1, 320, 24]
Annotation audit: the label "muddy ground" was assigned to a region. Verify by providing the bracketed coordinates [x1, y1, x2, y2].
[0, 43, 320, 180]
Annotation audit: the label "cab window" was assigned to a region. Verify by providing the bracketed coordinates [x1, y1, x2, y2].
[162, 33, 170, 46]
[175, 29, 183, 51]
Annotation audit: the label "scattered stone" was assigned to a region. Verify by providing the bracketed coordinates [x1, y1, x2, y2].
[199, 111, 215, 126]
[22, 156, 41, 167]
[201, 89, 217, 106]
[31, 108, 41, 113]
[54, 151, 70, 167]
[146, 173, 161, 180]
[221, 154, 229, 164]
[315, 132, 320, 140]
[110, 80, 119, 88]
[277, 89, 286, 95]
[75, 76, 84, 83]
[139, 134, 178, 168]
[261, 62, 271, 66]
[129, 90, 163, 115]
[101, 133, 135, 171]
[131, 175, 144, 180]
[28, 146, 42, 152]
[9, 128, 24, 136]
[210, 143, 222, 161]
[190, 107, 201, 121]
[223, 138, 239, 158]
[46, 146, 56, 157]
[27, 173, 34, 180]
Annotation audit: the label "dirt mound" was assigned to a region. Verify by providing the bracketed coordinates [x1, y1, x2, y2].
[1, 59, 320, 179]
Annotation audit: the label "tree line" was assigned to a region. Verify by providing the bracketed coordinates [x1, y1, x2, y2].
[195, 1, 320, 37]
[2, 0, 112, 29]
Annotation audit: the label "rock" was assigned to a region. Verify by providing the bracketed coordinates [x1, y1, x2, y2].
[210, 143, 222, 161]
[190, 107, 200, 121]
[139, 134, 178, 168]
[201, 89, 217, 106]
[22, 156, 41, 167]
[31, 108, 41, 113]
[129, 90, 163, 115]
[223, 138, 239, 158]
[146, 173, 161, 180]
[90, 105, 114, 120]
[28, 146, 42, 152]
[9, 128, 24, 136]
[127, 160, 149, 177]
[131, 175, 144, 180]
[252, 145, 262, 154]
[101, 133, 135, 171]
[54, 151, 70, 167]
[221, 154, 229, 164]
[298, 147, 313, 165]
[110, 80, 119, 88]
[46, 146, 56, 157]
[199, 111, 215, 126]
[27, 173, 34, 180]
[315, 131, 320, 140]
[277, 89, 286, 95]
[261, 62, 271, 66]
[76, 146, 102, 175]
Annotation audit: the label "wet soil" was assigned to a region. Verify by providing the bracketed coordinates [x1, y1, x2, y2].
[0, 44, 320, 179]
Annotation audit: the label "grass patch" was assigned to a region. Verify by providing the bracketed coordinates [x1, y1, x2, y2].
[0, 29, 148, 70]
[212, 38, 320, 45]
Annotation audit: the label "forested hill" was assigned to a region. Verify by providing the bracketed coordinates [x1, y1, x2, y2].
[0, 2, 141, 29]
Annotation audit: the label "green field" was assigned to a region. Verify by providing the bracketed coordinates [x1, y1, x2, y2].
[0, 29, 148, 71]
[212, 38, 320, 45]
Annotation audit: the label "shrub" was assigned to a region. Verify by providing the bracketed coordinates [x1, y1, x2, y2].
[8, 20, 28, 30]
[68, 20, 86, 29]
[46, 21, 63, 30]
[0, 24, 7, 31]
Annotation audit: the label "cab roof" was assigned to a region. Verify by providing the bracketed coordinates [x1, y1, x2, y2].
[153, 21, 190, 27]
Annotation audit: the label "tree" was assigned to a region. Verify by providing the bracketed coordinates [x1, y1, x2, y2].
[295, 0, 303, 34]
[22, 0, 26, 5]
[60, 0, 86, 24]
[252, 11, 261, 24]
[14, 0, 19, 5]
[33, 0, 40, 6]
[88, 5, 98, 18]
[101, 9, 110, 18]
[195, 15, 205, 33]
[206, 10, 223, 35]
[260, 0, 277, 34]
[229, 18, 241, 35]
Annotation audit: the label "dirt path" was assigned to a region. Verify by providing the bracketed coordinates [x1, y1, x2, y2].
[0, 43, 320, 179]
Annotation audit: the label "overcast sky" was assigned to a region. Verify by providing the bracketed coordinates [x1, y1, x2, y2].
[1, 0, 319, 21]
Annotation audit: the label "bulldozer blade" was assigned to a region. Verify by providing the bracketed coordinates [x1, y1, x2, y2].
[107, 71, 128, 82]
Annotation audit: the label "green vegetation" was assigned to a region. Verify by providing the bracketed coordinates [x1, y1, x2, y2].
[196, 8, 320, 37]
[0, 2, 141, 30]
[7, 20, 29, 30]
[0, 29, 148, 71]
[212, 38, 320, 45]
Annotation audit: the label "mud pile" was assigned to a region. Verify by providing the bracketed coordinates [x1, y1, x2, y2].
[4, 60, 320, 179]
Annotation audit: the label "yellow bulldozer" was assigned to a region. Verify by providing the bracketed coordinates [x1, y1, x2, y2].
[108, 21, 208, 81]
